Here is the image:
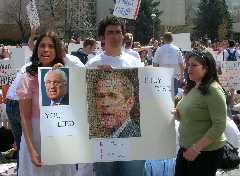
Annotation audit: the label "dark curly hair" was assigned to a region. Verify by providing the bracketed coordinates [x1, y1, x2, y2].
[184, 50, 219, 95]
[98, 16, 125, 38]
[26, 31, 64, 76]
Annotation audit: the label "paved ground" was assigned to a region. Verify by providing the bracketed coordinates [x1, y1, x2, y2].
[0, 162, 16, 176]
[1, 162, 240, 176]
[217, 169, 240, 176]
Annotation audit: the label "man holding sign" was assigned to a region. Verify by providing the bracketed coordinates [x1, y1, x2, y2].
[86, 16, 144, 176]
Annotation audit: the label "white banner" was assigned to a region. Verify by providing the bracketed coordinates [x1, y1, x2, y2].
[9, 48, 27, 69]
[218, 61, 240, 90]
[172, 33, 191, 51]
[26, 0, 40, 29]
[39, 67, 176, 164]
[0, 60, 18, 86]
[113, 0, 141, 20]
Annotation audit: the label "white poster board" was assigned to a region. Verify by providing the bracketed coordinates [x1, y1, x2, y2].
[68, 43, 83, 54]
[218, 61, 240, 90]
[0, 60, 18, 86]
[10, 48, 27, 69]
[113, 0, 141, 20]
[172, 33, 191, 51]
[39, 67, 176, 164]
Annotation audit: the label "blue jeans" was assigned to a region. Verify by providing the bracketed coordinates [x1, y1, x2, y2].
[6, 99, 22, 175]
[95, 160, 145, 176]
[174, 78, 179, 96]
[145, 159, 176, 176]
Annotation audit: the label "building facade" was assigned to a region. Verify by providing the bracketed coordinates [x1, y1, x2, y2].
[0, 0, 239, 40]
[226, 0, 240, 32]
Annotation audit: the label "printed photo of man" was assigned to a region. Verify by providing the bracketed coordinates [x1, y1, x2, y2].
[88, 70, 141, 138]
[42, 68, 69, 106]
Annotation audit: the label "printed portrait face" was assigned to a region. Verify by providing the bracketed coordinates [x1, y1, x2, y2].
[44, 71, 66, 101]
[95, 78, 135, 130]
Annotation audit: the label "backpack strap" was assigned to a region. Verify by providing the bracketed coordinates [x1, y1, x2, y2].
[233, 49, 237, 55]
[226, 48, 236, 61]
[226, 48, 231, 54]
[224, 49, 231, 61]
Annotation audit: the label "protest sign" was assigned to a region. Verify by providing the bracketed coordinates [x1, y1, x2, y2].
[26, 0, 40, 29]
[0, 60, 17, 86]
[172, 33, 191, 51]
[113, 0, 141, 20]
[9, 48, 26, 69]
[68, 43, 83, 54]
[39, 67, 176, 164]
[218, 61, 240, 90]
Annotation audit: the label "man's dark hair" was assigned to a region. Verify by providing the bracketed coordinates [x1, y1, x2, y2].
[98, 16, 125, 37]
[83, 38, 96, 48]
[228, 40, 236, 47]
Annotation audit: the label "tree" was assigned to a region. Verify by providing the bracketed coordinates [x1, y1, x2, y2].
[194, 0, 232, 40]
[133, 0, 162, 44]
[3, 0, 29, 42]
[112, 0, 162, 45]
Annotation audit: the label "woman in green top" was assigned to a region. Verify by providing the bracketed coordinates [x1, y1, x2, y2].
[174, 50, 226, 176]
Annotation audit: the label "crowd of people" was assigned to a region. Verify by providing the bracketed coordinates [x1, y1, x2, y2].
[0, 15, 240, 176]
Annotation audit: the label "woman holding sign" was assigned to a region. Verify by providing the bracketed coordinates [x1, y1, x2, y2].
[16, 32, 78, 176]
[174, 50, 227, 176]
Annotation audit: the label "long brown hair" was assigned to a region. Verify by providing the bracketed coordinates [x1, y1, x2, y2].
[26, 31, 64, 76]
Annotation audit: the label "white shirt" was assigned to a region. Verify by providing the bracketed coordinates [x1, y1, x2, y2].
[6, 62, 31, 100]
[85, 51, 143, 68]
[1, 57, 9, 61]
[153, 43, 183, 77]
[225, 117, 240, 148]
[64, 54, 85, 68]
[223, 48, 240, 60]
[232, 103, 240, 113]
[123, 48, 141, 60]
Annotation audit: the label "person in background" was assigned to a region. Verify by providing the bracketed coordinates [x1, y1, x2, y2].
[153, 32, 184, 95]
[1, 46, 10, 60]
[71, 38, 96, 64]
[123, 33, 140, 59]
[139, 49, 148, 66]
[152, 40, 159, 57]
[223, 40, 240, 61]
[6, 63, 31, 175]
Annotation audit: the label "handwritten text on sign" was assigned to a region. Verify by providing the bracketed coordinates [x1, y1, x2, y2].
[144, 76, 172, 94]
[218, 61, 240, 89]
[220, 61, 240, 71]
[0, 62, 17, 86]
[93, 139, 130, 161]
[113, 0, 141, 20]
